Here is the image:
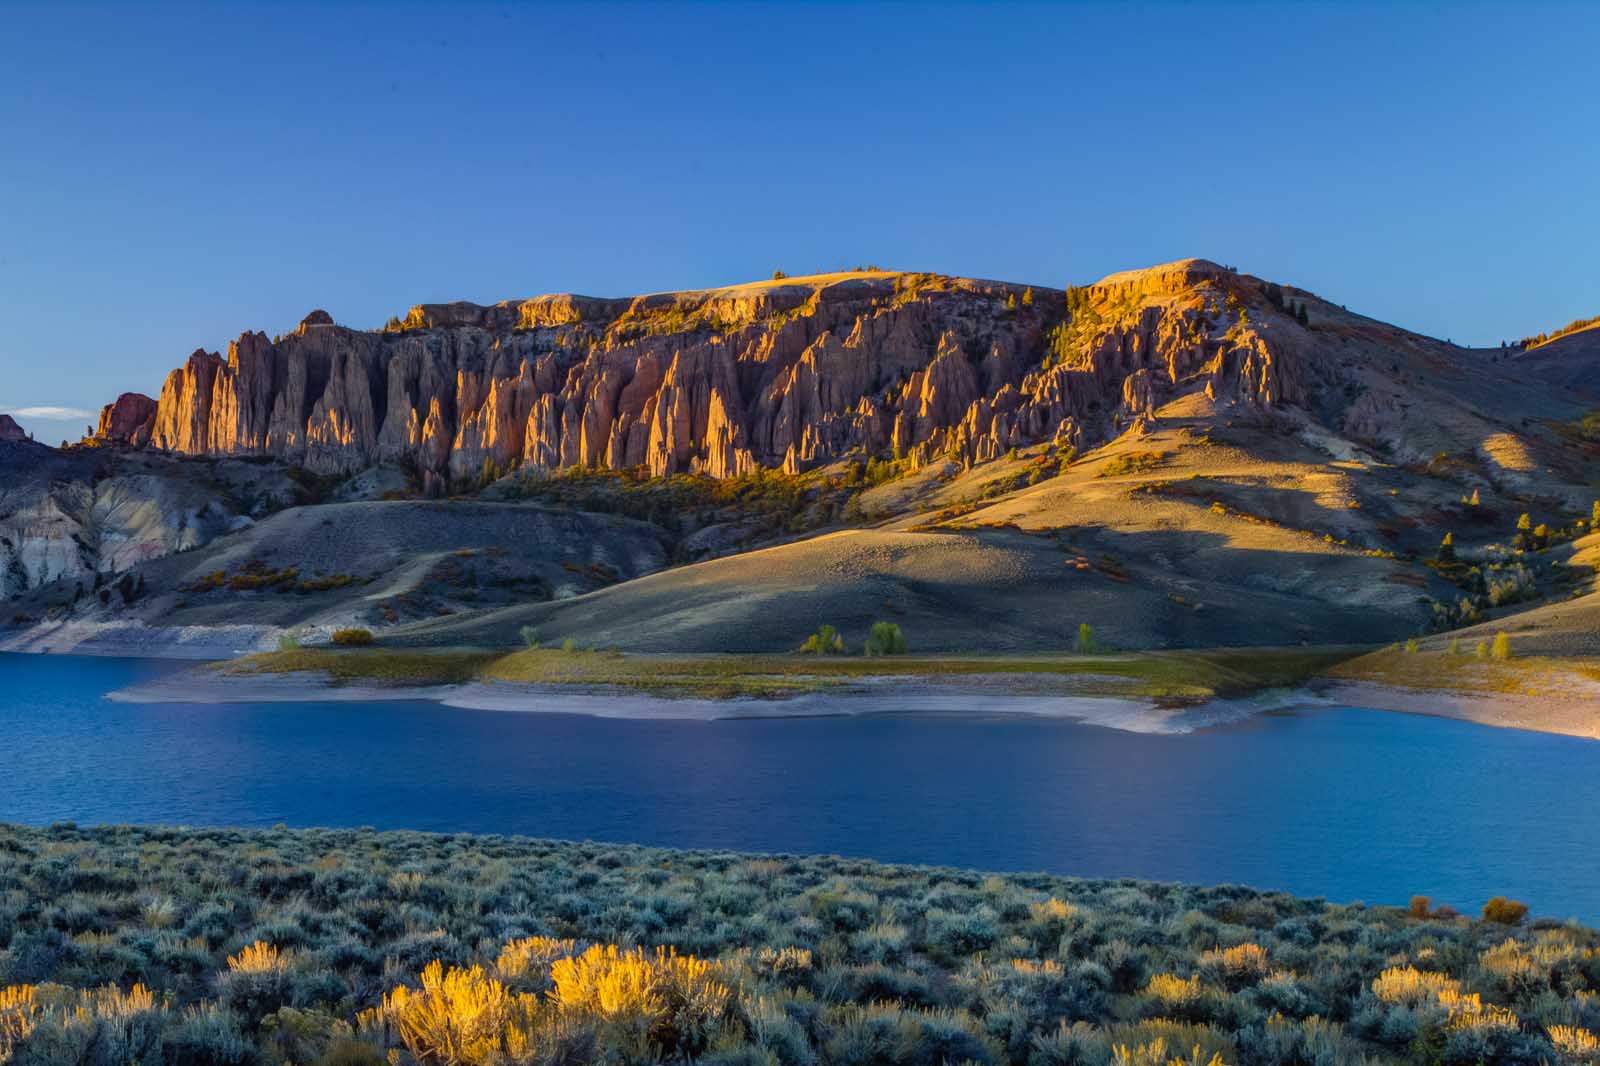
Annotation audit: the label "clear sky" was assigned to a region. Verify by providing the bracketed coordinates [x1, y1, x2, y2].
[2, 2, 1596, 444]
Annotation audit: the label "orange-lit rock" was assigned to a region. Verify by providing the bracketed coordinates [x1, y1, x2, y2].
[116, 263, 1318, 484]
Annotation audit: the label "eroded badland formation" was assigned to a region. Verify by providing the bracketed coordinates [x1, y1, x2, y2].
[4, 259, 1598, 655]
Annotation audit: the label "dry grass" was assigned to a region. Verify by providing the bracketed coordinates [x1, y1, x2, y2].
[223, 648, 500, 685]
[222, 645, 1356, 703]
[1324, 647, 1600, 698]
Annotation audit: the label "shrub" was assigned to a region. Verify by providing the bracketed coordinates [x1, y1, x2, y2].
[863, 621, 908, 656]
[799, 625, 846, 655]
[381, 960, 534, 1065]
[277, 633, 300, 652]
[1490, 631, 1513, 660]
[519, 626, 540, 650]
[330, 628, 374, 647]
[1482, 897, 1528, 926]
[1074, 623, 1097, 654]
[216, 940, 294, 1022]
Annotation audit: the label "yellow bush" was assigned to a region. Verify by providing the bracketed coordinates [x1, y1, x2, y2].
[1370, 965, 1459, 1005]
[495, 936, 580, 981]
[1031, 897, 1079, 923]
[1144, 973, 1204, 1008]
[81, 982, 156, 1019]
[0, 985, 40, 1058]
[550, 943, 729, 1053]
[1009, 958, 1065, 978]
[551, 944, 725, 1020]
[1201, 943, 1269, 981]
[1438, 988, 1519, 1032]
[755, 946, 812, 977]
[1112, 1036, 1228, 1066]
[1549, 1024, 1600, 1060]
[228, 940, 288, 974]
[384, 961, 539, 1066]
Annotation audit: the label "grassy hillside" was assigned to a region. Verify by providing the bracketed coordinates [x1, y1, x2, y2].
[0, 823, 1590, 1066]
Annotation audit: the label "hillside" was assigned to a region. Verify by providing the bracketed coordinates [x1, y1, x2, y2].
[3, 258, 1598, 656]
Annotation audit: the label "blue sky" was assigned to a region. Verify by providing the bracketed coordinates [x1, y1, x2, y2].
[2, 2, 1596, 444]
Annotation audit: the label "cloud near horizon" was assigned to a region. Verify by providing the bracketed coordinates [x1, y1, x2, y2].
[4, 405, 96, 421]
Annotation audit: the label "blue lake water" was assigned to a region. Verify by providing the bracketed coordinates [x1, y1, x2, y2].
[4, 653, 1599, 921]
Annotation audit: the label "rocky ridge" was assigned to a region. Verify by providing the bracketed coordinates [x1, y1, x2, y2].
[93, 261, 1317, 492]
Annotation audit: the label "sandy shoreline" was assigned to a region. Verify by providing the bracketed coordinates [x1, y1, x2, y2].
[1318, 680, 1600, 741]
[101, 665, 1600, 741]
[109, 669, 1307, 734]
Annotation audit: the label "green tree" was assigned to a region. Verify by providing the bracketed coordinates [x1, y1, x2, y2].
[1074, 623, 1098, 654]
[863, 621, 908, 656]
[799, 624, 846, 655]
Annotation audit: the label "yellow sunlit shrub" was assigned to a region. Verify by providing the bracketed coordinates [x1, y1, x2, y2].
[1009, 958, 1065, 978]
[1437, 988, 1519, 1032]
[1370, 965, 1459, 1005]
[1549, 1024, 1600, 1061]
[551, 944, 726, 1017]
[0, 985, 41, 1058]
[754, 946, 812, 977]
[80, 982, 157, 1020]
[1031, 897, 1079, 923]
[549, 943, 729, 1053]
[1112, 1036, 1228, 1066]
[384, 960, 538, 1066]
[228, 940, 289, 974]
[1200, 943, 1269, 984]
[1144, 973, 1204, 1009]
[495, 936, 580, 982]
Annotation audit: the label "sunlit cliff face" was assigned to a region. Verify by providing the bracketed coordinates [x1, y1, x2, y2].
[94, 261, 1310, 494]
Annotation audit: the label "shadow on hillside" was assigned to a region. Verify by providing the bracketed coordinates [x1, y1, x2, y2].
[387, 523, 1434, 655]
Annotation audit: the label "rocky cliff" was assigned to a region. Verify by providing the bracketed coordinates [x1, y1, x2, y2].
[0, 415, 28, 443]
[97, 261, 1314, 491]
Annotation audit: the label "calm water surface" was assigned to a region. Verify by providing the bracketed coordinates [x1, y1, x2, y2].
[4, 654, 1598, 920]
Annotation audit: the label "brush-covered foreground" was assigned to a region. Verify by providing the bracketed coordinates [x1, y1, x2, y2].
[220, 647, 1354, 703]
[1, 825, 1596, 1066]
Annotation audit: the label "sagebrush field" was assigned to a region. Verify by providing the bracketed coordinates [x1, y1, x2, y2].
[1, 824, 1596, 1066]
